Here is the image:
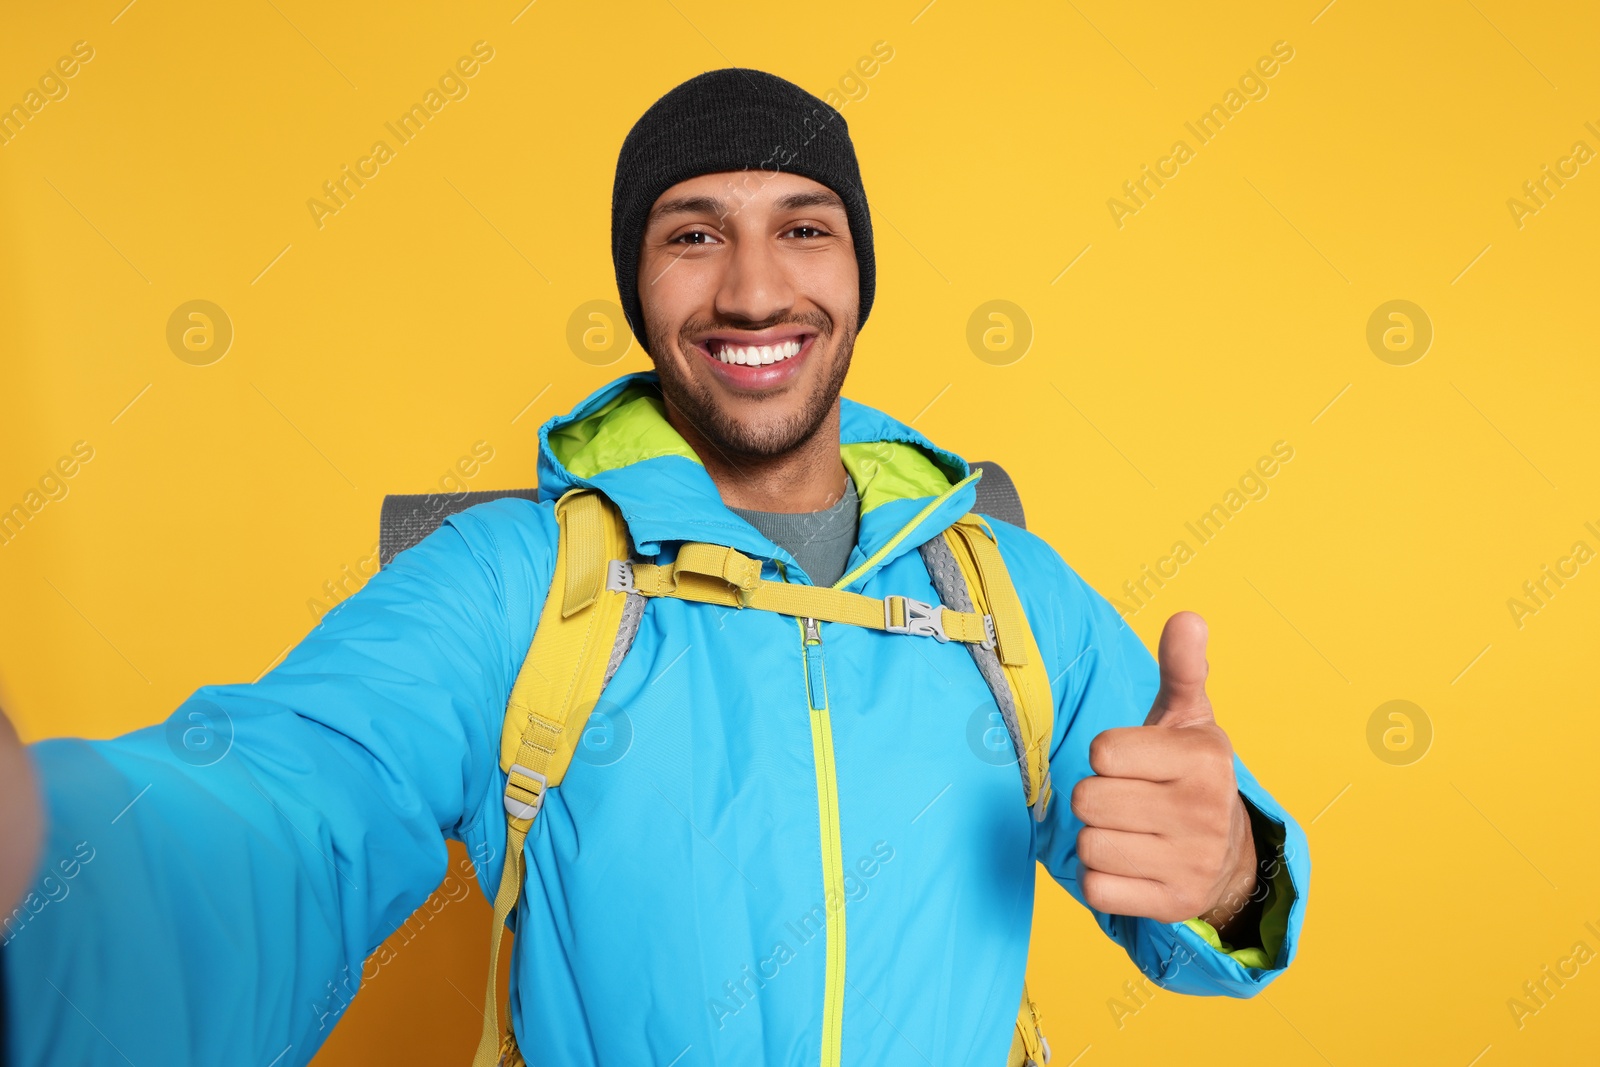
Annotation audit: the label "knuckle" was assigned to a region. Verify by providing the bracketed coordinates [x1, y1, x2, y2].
[1076, 826, 1099, 863]
[1070, 777, 1095, 822]
[1081, 869, 1109, 912]
[1089, 731, 1117, 770]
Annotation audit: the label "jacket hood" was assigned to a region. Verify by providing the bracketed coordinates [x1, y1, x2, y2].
[535, 371, 983, 590]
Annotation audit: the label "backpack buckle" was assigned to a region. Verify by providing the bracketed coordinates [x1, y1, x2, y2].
[884, 596, 949, 642]
[605, 559, 635, 593]
[504, 763, 548, 821]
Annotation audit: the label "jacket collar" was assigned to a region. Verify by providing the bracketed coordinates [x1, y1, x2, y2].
[535, 372, 982, 589]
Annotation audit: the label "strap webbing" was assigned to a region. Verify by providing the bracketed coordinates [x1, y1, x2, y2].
[475, 821, 530, 1067]
[1008, 982, 1050, 1065]
[627, 548, 994, 644]
[559, 493, 608, 617]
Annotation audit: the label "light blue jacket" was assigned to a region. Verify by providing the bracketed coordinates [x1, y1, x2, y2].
[4, 372, 1308, 1066]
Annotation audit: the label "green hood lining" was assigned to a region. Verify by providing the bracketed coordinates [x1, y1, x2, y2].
[546, 380, 962, 516]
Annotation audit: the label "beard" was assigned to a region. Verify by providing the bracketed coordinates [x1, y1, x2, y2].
[646, 308, 856, 460]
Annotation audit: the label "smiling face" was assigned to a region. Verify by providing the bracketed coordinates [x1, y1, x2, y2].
[636, 170, 860, 460]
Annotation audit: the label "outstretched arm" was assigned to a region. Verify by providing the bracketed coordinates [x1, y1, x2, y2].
[1, 499, 555, 1067]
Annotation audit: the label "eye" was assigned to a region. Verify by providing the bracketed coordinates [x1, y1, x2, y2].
[669, 229, 720, 246]
[784, 225, 830, 240]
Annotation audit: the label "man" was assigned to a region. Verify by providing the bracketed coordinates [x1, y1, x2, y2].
[0, 69, 1307, 1065]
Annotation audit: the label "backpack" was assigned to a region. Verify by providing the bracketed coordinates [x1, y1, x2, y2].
[379, 464, 1054, 1067]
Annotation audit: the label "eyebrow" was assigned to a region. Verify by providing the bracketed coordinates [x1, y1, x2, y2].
[774, 190, 846, 213]
[648, 195, 725, 224]
[646, 188, 848, 226]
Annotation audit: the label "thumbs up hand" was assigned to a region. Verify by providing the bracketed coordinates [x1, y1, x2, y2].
[1071, 612, 1261, 933]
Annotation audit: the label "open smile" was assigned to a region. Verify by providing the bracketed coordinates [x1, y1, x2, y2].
[690, 330, 818, 389]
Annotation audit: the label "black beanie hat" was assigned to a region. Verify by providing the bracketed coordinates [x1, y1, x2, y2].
[611, 68, 875, 351]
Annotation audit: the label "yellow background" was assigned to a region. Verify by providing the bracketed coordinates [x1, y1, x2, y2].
[3, 0, 1597, 1063]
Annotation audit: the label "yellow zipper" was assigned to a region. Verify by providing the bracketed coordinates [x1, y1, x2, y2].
[795, 469, 978, 1064]
[800, 615, 846, 1067]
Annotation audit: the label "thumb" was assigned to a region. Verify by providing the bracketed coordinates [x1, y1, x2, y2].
[1145, 611, 1213, 727]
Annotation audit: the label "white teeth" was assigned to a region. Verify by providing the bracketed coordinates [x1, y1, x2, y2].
[713, 339, 803, 365]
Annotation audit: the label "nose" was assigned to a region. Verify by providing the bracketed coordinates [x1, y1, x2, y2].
[714, 227, 796, 325]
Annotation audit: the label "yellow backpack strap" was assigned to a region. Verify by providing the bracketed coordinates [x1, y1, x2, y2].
[473, 488, 634, 1067]
[921, 513, 1055, 819]
[1007, 982, 1051, 1065]
[617, 546, 997, 645]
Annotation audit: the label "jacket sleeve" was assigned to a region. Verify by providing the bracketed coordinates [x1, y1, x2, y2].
[1, 498, 556, 1067]
[1000, 523, 1310, 998]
